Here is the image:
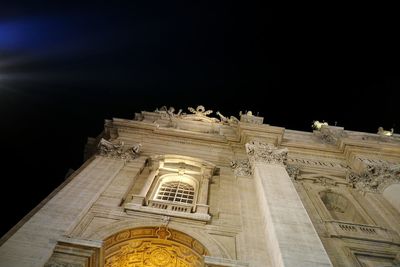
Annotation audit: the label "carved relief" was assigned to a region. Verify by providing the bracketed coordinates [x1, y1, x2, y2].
[104, 227, 207, 267]
[313, 125, 346, 145]
[245, 141, 288, 166]
[347, 161, 400, 192]
[98, 138, 141, 161]
[230, 159, 252, 176]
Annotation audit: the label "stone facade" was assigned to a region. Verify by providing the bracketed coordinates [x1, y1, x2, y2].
[1, 106, 400, 266]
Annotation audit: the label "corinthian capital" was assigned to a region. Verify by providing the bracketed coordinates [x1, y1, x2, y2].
[245, 141, 288, 166]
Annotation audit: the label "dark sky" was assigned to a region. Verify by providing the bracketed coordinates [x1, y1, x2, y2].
[0, 3, 399, 237]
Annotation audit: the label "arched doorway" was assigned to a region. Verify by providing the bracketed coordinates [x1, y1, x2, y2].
[103, 226, 209, 267]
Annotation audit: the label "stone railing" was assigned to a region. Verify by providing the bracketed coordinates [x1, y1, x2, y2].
[148, 200, 193, 213]
[325, 220, 400, 245]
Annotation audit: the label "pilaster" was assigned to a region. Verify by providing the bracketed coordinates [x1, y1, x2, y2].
[246, 140, 332, 267]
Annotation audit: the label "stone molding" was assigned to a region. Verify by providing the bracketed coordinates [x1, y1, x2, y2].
[230, 159, 252, 176]
[245, 141, 288, 166]
[97, 138, 141, 161]
[347, 161, 400, 192]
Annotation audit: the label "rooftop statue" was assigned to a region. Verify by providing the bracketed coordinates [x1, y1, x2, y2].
[312, 120, 328, 130]
[377, 127, 394, 136]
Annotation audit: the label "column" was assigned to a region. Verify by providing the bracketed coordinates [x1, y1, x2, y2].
[196, 167, 213, 214]
[131, 164, 160, 205]
[246, 141, 332, 267]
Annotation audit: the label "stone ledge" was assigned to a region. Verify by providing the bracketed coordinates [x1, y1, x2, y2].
[125, 203, 211, 222]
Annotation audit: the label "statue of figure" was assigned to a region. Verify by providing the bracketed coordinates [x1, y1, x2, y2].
[216, 111, 239, 124]
[377, 127, 394, 136]
[239, 110, 253, 117]
[312, 120, 328, 130]
[98, 138, 123, 154]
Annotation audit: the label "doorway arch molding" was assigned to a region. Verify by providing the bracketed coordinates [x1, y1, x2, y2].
[87, 220, 230, 258]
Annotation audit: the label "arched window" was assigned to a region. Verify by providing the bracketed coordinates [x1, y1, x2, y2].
[147, 174, 199, 213]
[156, 181, 195, 204]
[319, 191, 366, 224]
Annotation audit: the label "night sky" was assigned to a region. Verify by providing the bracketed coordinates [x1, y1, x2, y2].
[1, 3, 399, 237]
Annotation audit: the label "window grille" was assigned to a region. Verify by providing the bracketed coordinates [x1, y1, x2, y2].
[156, 181, 195, 204]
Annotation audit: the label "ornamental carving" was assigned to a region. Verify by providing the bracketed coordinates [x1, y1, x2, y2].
[313, 125, 346, 145]
[286, 165, 300, 180]
[181, 105, 219, 123]
[98, 138, 141, 161]
[154, 106, 182, 118]
[104, 227, 207, 267]
[230, 159, 252, 176]
[245, 141, 288, 166]
[347, 162, 400, 192]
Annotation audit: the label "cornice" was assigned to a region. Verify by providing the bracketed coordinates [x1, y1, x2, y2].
[101, 110, 400, 164]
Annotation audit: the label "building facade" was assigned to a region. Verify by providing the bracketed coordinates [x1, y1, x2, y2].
[1, 106, 399, 267]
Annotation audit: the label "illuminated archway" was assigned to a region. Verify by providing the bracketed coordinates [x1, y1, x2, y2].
[104, 226, 209, 267]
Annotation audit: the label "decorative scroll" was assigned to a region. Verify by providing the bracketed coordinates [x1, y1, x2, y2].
[347, 162, 400, 192]
[245, 141, 288, 166]
[98, 138, 141, 161]
[230, 159, 252, 176]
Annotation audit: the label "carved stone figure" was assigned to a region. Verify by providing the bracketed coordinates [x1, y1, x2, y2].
[239, 111, 263, 124]
[154, 106, 182, 118]
[245, 141, 288, 166]
[347, 162, 400, 192]
[377, 127, 394, 136]
[230, 159, 252, 176]
[312, 120, 328, 130]
[216, 111, 239, 124]
[98, 138, 141, 161]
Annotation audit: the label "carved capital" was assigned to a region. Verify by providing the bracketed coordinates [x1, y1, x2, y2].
[347, 162, 400, 192]
[230, 159, 252, 176]
[97, 138, 141, 161]
[245, 141, 288, 166]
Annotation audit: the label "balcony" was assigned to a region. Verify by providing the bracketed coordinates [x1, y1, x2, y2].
[325, 220, 400, 245]
[124, 200, 211, 222]
[148, 200, 193, 213]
